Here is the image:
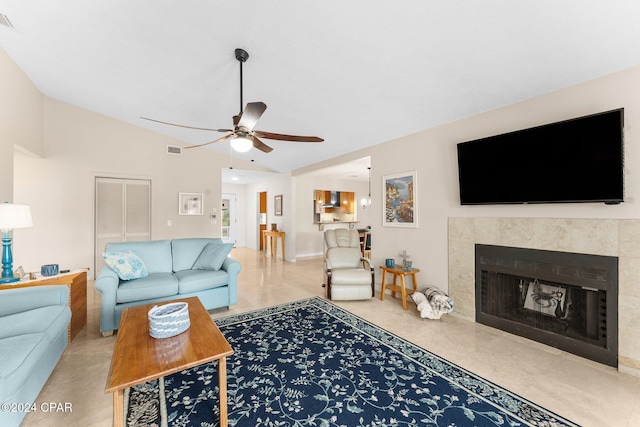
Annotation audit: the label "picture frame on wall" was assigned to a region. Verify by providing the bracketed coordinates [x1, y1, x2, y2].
[274, 195, 283, 216]
[179, 192, 203, 215]
[383, 170, 418, 228]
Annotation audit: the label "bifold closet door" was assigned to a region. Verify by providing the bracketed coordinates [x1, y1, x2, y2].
[94, 178, 151, 274]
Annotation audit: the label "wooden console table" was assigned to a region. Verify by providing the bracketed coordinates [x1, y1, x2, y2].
[0, 271, 88, 342]
[262, 230, 285, 260]
[379, 266, 420, 310]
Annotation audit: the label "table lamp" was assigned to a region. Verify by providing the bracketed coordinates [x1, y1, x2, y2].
[0, 202, 33, 283]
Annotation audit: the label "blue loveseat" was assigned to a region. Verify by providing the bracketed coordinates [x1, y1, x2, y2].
[0, 285, 71, 427]
[94, 238, 240, 335]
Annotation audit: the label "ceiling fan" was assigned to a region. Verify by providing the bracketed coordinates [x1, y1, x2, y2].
[141, 48, 323, 153]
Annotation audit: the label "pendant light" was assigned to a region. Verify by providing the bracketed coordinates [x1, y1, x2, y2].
[361, 167, 372, 209]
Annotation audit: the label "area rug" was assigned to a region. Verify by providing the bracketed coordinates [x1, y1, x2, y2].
[125, 297, 579, 427]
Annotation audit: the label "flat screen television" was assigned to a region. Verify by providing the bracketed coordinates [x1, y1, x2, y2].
[456, 109, 624, 205]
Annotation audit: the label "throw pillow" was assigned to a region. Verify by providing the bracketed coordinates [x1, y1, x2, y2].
[103, 251, 149, 280]
[192, 242, 233, 271]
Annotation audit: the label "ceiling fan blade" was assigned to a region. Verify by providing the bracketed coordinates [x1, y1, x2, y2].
[141, 117, 232, 133]
[183, 132, 235, 149]
[249, 135, 273, 153]
[254, 130, 324, 143]
[237, 102, 266, 132]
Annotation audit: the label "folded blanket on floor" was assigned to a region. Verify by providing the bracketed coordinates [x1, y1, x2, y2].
[411, 286, 454, 319]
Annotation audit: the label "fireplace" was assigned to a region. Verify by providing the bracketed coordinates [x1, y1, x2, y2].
[475, 244, 618, 367]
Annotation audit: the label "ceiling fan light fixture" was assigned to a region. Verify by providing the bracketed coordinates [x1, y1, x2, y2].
[230, 136, 253, 152]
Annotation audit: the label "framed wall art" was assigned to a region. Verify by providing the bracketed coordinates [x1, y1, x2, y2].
[274, 194, 283, 216]
[179, 192, 203, 215]
[383, 170, 417, 228]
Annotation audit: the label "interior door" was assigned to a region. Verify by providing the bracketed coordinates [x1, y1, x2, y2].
[94, 177, 151, 274]
[221, 193, 236, 246]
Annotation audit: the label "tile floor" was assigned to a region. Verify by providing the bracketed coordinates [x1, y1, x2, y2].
[21, 247, 640, 426]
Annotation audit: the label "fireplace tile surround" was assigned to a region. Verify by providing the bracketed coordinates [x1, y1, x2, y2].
[448, 217, 640, 377]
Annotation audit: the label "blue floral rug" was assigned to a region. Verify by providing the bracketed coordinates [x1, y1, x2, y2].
[124, 297, 579, 427]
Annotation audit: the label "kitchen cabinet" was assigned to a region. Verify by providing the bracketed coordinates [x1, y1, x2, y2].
[314, 190, 355, 215]
[340, 192, 354, 213]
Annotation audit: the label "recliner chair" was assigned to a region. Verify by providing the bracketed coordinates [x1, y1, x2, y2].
[324, 228, 374, 300]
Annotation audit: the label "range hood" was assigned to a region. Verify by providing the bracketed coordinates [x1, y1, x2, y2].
[323, 191, 340, 207]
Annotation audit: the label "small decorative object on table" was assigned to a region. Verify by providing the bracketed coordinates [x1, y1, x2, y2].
[41, 264, 59, 277]
[399, 250, 411, 270]
[148, 302, 190, 339]
[385, 258, 395, 268]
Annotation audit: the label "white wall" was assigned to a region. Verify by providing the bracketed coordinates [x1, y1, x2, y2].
[13, 97, 260, 278]
[8, 42, 640, 289]
[0, 49, 44, 202]
[363, 64, 640, 291]
[291, 64, 640, 292]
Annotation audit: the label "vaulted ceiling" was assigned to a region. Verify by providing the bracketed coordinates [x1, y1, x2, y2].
[2, 1, 640, 175]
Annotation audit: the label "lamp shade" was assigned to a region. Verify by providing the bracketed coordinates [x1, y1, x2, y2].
[0, 203, 33, 230]
[230, 136, 253, 153]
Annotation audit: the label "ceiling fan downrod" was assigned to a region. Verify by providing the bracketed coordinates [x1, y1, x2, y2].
[235, 48, 249, 114]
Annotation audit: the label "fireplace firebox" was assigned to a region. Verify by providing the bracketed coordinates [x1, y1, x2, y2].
[475, 244, 618, 367]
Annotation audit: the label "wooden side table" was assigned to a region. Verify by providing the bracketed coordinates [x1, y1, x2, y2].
[379, 266, 420, 310]
[0, 270, 88, 342]
[262, 230, 285, 260]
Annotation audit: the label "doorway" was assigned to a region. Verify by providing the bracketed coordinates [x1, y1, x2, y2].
[222, 193, 236, 246]
[258, 191, 267, 250]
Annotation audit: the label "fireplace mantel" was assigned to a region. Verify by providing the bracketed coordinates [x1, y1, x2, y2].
[448, 217, 640, 377]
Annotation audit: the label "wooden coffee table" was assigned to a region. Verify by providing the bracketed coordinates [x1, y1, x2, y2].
[105, 297, 233, 427]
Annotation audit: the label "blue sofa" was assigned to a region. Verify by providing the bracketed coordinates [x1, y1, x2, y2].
[0, 285, 71, 427]
[94, 238, 240, 335]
